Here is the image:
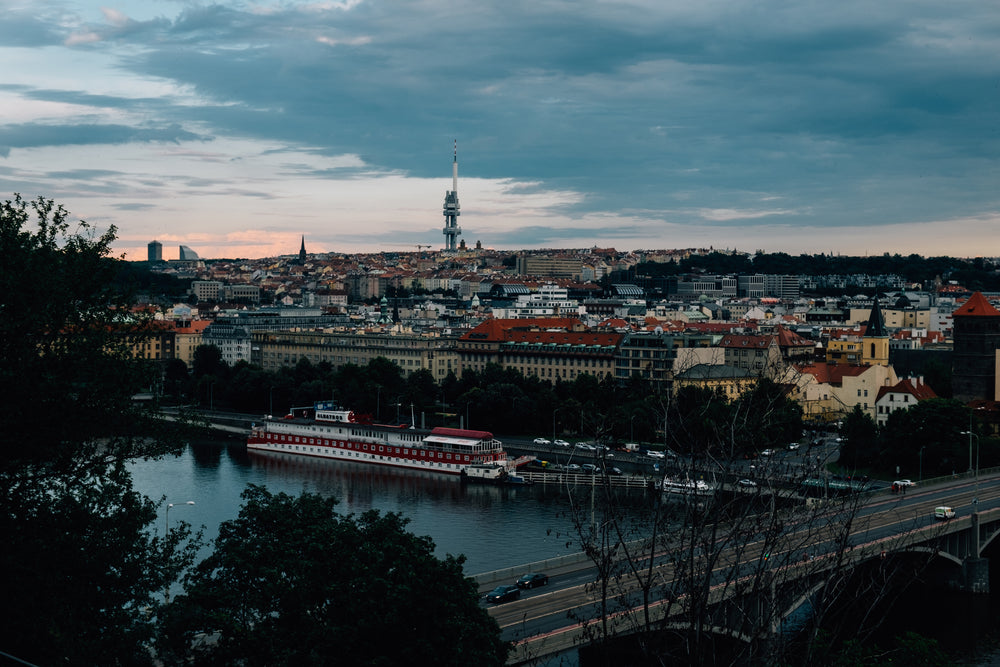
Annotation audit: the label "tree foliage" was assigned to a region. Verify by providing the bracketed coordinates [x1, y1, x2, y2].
[0, 194, 194, 664]
[160, 485, 509, 666]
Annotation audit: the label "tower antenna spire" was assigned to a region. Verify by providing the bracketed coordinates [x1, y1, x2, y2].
[442, 140, 462, 252]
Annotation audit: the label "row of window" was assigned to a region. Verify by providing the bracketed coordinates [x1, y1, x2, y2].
[267, 443, 465, 467]
[267, 433, 475, 462]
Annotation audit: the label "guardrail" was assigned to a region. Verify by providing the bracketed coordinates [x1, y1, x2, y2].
[520, 471, 654, 489]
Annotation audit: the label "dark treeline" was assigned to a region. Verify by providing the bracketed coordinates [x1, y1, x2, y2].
[175, 347, 806, 461]
[177, 346, 664, 443]
[634, 251, 1000, 292]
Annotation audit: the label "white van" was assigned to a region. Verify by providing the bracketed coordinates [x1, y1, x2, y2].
[934, 506, 955, 520]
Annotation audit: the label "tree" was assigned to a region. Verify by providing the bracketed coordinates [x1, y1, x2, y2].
[160, 485, 509, 666]
[0, 195, 194, 663]
[839, 405, 880, 471]
[878, 398, 968, 477]
[561, 376, 936, 666]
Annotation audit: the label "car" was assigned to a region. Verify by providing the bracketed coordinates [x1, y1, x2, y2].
[646, 450, 665, 459]
[516, 573, 549, 589]
[761, 449, 774, 456]
[486, 584, 521, 603]
[788, 443, 801, 451]
[894, 479, 916, 487]
[609, 467, 623, 475]
[738, 478, 757, 487]
[553, 439, 569, 447]
[566, 464, 581, 472]
[581, 463, 598, 474]
[533, 438, 550, 445]
[934, 506, 955, 520]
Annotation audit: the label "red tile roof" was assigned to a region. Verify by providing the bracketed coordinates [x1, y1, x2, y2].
[953, 291, 1000, 317]
[876, 377, 938, 403]
[794, 362, 870, 385]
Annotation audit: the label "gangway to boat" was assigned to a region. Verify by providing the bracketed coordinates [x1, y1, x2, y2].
[509, 454, 536, 469]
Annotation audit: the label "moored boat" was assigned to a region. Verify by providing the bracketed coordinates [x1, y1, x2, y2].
[460, 463, 534, 486]
[247, 401, 508, 476]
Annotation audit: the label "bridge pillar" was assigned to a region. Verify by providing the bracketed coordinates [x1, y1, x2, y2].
[963, 557, 990, 594]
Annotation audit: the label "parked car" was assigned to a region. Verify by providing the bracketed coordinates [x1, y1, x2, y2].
[553, 439, 569, 447]
[761, 449, 774, 456]
[566, 464, 581, 472]
[788, 443, 800, 451]
[738, 478, 757, 487]
[609, 467, 623, 475]
[934, 506, 955, 520]
[516, 573, 549, 589]
[533, 438, 550, 445]
[894, 479, 916, 487]
[581, 463, 598, 474]
[646, 450, 665, 459]
[486, 584, 521, 603]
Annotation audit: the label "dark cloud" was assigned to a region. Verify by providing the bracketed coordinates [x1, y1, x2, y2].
[0, 123, 207, 149]
[3, 0, 1000, 253]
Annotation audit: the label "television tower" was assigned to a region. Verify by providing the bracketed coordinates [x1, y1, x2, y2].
[442, 141, 462, 252]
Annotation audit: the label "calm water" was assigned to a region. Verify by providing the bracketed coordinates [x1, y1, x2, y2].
[129, 436, 605, 575]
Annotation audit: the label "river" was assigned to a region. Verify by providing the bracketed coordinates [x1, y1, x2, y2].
[129, 435, 622, 576]
[129, 435, 1000, 665]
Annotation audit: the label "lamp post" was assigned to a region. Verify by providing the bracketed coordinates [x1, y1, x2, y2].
[269, 385, 275, 417]
[553, 407, 561, 443]
[164, 501, 195, 603]
[630, 415, 636, 443]
[962, 431, 980, 507]
[918, 446, 925, 482]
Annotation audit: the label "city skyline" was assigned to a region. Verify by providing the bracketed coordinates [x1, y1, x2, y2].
[3, 1, 1000, 261]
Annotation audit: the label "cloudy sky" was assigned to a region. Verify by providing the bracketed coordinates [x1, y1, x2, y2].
[2, 1, 999, 261]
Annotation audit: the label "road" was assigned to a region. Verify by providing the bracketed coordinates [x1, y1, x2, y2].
[481, 468, 1000, 662]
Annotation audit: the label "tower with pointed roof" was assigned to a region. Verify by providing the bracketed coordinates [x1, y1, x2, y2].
[861, 295, 890, 367]
[298, 236, 307, 263]
[952, 291, 1000, 402]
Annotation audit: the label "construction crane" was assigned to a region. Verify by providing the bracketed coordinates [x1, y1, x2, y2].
[384, 244, 435, 251]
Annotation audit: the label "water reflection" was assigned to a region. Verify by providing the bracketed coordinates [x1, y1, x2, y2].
[130, 439, 607, 574]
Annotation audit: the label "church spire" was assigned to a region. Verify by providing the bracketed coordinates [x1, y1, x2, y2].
[865, 294, 888, 337]
[299, 236, 306, 263]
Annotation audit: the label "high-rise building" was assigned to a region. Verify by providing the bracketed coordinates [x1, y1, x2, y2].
[179, 245, 200, 261]
[442, 141, 462, 252]
[147, 240, 162, 262]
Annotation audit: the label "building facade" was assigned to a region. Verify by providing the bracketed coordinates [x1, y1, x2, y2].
[951, 292, 1000, 403]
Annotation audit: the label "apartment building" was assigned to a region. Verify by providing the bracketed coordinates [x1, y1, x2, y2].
[251, 329, 459, 381]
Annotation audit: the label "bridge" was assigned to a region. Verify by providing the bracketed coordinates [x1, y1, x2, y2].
[473, 471, 1000, 665]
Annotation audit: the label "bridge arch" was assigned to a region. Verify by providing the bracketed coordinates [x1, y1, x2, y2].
[979, 525, 1000, 555]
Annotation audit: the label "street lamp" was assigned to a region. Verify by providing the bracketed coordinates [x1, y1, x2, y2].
[918, 446, 925, 482]
[553, 407, 561, 443]
[269, 385, 275, 416]
[630, 415, 637, 443]
[164, 501, 195, 603]
[962, 431, 980, 507]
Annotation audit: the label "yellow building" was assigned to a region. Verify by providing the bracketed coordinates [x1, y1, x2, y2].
[672, 363, 756, 399]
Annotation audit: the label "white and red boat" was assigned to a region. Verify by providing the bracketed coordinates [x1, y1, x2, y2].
[247, 401, 509, 476]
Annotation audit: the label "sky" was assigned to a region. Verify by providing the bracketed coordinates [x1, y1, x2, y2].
[2, 1, 1000, 261]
